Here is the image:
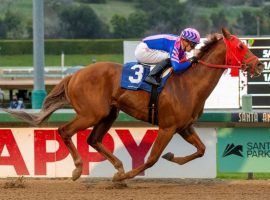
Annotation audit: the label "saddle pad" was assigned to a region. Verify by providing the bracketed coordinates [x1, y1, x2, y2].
[121, 62, 172, 93]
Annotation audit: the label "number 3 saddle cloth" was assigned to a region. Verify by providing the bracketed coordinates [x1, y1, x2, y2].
[121, 62, 172, 93]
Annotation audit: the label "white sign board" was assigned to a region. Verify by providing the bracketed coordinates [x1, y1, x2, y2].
[0, 127, 216, 178]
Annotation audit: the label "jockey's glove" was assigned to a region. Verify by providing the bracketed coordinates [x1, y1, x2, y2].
[188, 56, 199, 64]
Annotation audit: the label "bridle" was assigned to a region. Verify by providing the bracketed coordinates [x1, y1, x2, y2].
[197, 35, 258, 77]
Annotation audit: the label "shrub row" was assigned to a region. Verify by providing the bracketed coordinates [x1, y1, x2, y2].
[0, 39, 124, 55]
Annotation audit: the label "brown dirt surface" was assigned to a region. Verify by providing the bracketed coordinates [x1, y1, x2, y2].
[0, 178, 270, 200]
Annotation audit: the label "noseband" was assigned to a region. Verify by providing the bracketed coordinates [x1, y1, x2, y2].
[198, 35, 258, 76]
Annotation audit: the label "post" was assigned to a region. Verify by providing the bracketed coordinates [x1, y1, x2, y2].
[242, 94, 253, 180]
[242, 94, 252, 113]
[32, 0, 47, 109]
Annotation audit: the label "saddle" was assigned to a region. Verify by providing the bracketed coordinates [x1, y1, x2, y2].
[121, 62, 172, 125]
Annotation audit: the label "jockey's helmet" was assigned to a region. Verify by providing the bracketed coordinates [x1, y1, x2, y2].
[180, 28, 200, 45]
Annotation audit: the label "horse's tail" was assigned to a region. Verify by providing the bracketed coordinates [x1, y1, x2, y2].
[3, 75, 72, 126]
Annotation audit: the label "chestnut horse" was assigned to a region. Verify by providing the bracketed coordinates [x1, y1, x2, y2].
[4, 28, 264, 182]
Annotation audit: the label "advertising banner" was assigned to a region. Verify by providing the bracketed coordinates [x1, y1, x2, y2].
[0, 127, 216, 178]
[231, 111, 270, 123]
[218, 128, 270, 172]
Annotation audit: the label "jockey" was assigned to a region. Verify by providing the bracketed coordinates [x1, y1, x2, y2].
[135, 28, 201, 86]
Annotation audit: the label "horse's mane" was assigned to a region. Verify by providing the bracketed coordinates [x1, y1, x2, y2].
[197, 33, 222, 59]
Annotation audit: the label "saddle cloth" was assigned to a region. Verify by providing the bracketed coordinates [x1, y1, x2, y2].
[121, 62, 172, 93]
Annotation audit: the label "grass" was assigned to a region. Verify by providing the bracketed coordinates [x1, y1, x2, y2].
[0, 0, 32, 21]
[0, 54, 123, 67]
[87, 0, 137, 24]
[0, 0, 136, 26]
[217, 172, 270, 180]
[196, 5, 261, 26]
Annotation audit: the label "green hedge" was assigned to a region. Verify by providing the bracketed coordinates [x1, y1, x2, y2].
[0, 39, 124, 55]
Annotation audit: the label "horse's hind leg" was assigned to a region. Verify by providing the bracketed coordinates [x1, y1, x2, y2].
[87, 107, 125, 175]
[162, 125, 206, 165]
[58, 116, 93, 181]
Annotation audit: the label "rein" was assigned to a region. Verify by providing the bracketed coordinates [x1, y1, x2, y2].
[198, 60, 242, 69]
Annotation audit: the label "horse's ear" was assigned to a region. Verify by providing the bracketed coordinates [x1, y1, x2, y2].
[221, 27, 231, 39]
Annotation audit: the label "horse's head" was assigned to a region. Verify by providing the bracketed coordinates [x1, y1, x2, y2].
[222, 28, 264, 77]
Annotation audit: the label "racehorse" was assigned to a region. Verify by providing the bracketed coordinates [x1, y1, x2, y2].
[4, 28, 264, 182]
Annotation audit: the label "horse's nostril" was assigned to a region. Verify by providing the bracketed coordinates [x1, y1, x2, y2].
[261, 63, 264, 68]
[259, 64, 264, 72]
[253, 63, 264, 77]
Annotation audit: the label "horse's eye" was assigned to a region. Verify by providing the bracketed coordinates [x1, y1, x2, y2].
[238, 43, 244, 50]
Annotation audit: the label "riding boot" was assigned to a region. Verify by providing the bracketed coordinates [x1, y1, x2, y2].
[144, 59, 171, 86]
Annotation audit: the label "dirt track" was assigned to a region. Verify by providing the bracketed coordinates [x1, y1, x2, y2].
[0, 178, 270, 200]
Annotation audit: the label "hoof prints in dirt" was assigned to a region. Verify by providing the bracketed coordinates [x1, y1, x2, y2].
[105, 182, 128, 189]
[4, 177, 25, 189]
[86, 180, 128, 190]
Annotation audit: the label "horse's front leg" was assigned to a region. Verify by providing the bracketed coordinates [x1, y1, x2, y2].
[112, 127, 175, 182]
[162, 125, 206, 165]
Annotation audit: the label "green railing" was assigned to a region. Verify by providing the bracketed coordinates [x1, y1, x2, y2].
[1, 109, 269, 127]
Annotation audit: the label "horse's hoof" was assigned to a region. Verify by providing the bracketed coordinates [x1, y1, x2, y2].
[162, 152, 174, 161]
[72, 168, 82, 181]
[112, 172, 125, 182]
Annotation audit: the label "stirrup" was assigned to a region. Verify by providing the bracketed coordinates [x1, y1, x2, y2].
[145, 76, 160, 86]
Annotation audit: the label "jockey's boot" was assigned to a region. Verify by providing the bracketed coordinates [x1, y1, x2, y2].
[144, 58, 171, 86]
